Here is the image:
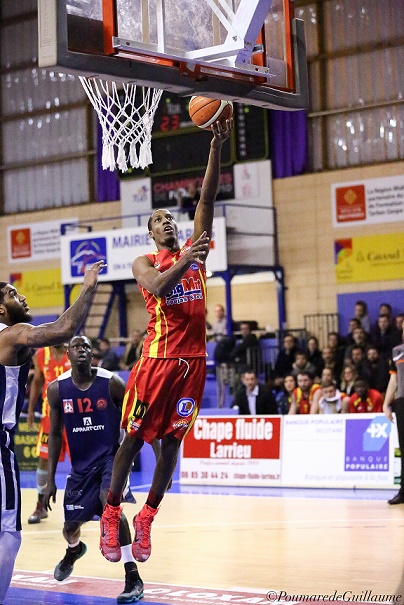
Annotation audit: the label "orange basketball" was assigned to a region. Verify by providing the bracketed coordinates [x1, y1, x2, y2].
[188, 96, 233, 130]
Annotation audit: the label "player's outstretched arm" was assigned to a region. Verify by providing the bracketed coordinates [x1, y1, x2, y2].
[3, 261, 106, 356]
[133, 232, 210, 297]
[193, 118, 233, 242]
[43, 380, 64, 511]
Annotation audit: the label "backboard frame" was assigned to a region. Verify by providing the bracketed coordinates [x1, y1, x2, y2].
[38, 0, 309, 110]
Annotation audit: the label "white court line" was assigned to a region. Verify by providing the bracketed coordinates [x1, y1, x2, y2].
[25, 515, 399, 535]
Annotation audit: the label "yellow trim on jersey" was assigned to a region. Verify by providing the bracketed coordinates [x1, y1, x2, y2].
[184, 404, 199, 440]
[123, 357, 144, 429]
[149, 296, 163, 358]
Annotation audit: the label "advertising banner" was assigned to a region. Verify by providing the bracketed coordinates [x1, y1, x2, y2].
[14, 420, 39, 471]
[281, 414, 394, 488]
[180, 415, 281, 486]
[8, 219, 77, 264]
[334, 232, 404, 283]
[331, 175, 404, 227]
[60, 217, 228, 284]
[9, 268, 65, 308]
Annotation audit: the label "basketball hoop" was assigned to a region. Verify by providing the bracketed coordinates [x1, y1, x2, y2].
[79, 77, 163, 172]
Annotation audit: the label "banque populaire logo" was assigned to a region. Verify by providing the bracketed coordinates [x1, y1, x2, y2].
[344, 415, 391, 472]
[70, 238, 108, 277]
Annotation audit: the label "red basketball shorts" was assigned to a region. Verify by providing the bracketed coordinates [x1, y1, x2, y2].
[37, 414, 70, 461]
[121, 356, 206, 444]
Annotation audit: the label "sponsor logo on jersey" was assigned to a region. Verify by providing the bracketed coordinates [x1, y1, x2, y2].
[154, 261, 161, 269]
[83, 417, 92, 426]
[96, 398, 108, 410]
[172, 419, 189, 430]
[166, 276, 203, 306]
[66, 504, 84, 510]
[190, 263, 199, 271]
[129, 418, 141, 432]
[179, 245, 191, 256]
[177, 398, 195, 418]
[63, 399, 74, 414]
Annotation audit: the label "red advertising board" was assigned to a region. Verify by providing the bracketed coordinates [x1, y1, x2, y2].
[181, 416, 281, 486]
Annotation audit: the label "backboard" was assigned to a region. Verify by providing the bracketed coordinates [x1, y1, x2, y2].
[38, 0, 309, 110]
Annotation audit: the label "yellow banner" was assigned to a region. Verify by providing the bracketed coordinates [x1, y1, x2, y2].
[335, 233, 404, 283]
[10, 269, 80, 308]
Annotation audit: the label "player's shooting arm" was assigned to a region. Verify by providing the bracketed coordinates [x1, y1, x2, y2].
[193, 120, 232, 241]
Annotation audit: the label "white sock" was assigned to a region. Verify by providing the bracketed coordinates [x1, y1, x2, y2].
[121, 544, 135, 564]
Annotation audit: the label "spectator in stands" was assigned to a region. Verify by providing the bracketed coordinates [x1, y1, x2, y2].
[395, 313, 404, 334]
[177, 180, 200, 220]
[320, 346, 338, 380]
[373, 314, 401, 360]
[275, 374, 297, 415]
[229, 322, 259, 371]
[312, 380, 344, 414]
[232, 369, 278, 415]
[321, 367, 335, 384]
[212, 304, 227, 339]
[327, 331, 346, 378]
[346, 345, 367, 378]
[291, 350, 316, 379]
[121, 330, 145, 371]
[342, 377, 383, 413]
[97, 337, 120, 371]
[339, 364, 357, 396]
[354, 300, 371, 334]
[344, 326, 371, 361]
[379, 303, 393, 322]
[274, 333, 298, 388]
[345, 318, 362, 346]
[288, 371, 321, 415]
[363, 345, 390, 395]
[306, 336, 324, 379]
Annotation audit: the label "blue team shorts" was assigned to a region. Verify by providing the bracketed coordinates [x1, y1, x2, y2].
[63, 456, 135, 523]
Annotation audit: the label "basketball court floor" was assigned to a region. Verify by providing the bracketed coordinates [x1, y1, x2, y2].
[8, 467, 404, 605]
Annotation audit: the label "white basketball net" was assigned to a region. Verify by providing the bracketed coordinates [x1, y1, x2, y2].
[79, 77, 163, 172]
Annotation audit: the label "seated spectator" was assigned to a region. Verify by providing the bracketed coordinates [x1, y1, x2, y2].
[379, 302, 393, 323]
[291, 350, 317, 379]
[232, 369, 278, 415]
[92, 347, 103, 366]
[363, 345, 390, 395]
[275, 374, 297, 415]
[373, 314, 401, 360]
[121, 329, 144, 370]
[97, 337, 120, 371]
[321, 367, 336, 384]
[395, 313, 404, 335]
[327, 331, 346, 377]
[229, 322, 259, 371]
[274, 333, 298, 388]
[339, 364, 357, 396]
[342, 377, 383, 413]
[345, 345, 367, 378]
[211, 304, 227, 339]
[288, 371, 322, 415]
[354, 300, 371, 334]
[306, 336, 324, 378]
[344, 327, 371, 361]
[321, 346, 338, 379]
[345, 318, 362, 346]
[312, 380, 344, 414]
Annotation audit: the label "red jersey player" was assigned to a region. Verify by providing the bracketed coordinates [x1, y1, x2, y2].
[27, 344, 71, 523]
[100, 117, 232, 565]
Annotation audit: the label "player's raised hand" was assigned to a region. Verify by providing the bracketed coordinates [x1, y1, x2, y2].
[186, 231, 210, 264]
[82, 259, 107, 290]
[211, 117, 233, 147]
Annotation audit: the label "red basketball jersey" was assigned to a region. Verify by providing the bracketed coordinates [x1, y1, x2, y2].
[140, 239, 207, 358]
[36, 347, 71, 416]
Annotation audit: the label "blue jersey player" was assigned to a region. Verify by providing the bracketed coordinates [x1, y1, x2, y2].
[43, 335, 143, 604]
